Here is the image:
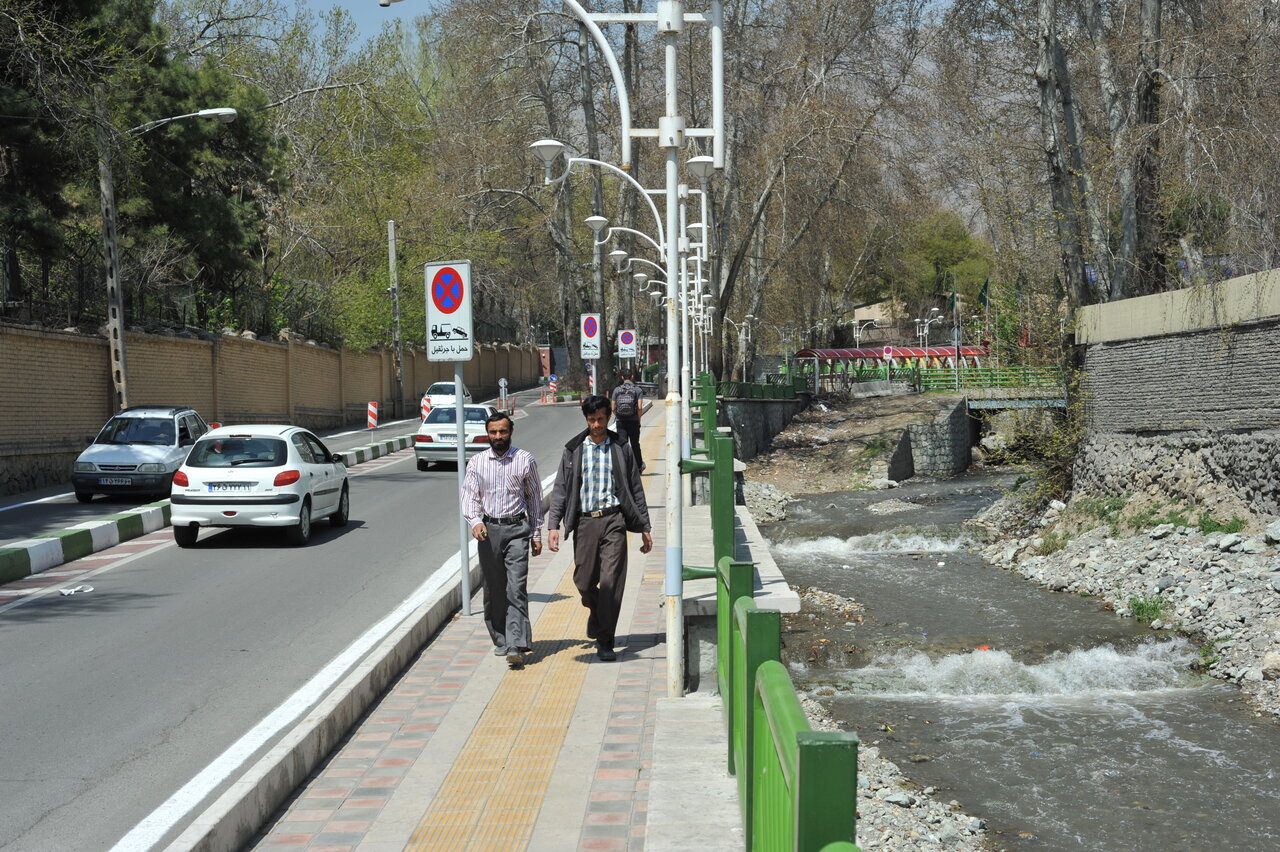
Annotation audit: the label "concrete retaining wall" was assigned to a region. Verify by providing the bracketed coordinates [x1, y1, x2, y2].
[718, 396, 810, 461]
[1073, 271, 1280, 514]
[0, 324, 538, 495]
[908, 400, 975, 477]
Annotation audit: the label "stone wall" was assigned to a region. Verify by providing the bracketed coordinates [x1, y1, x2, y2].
[0, 323, 538, 495]
[719, 396, 810, 461]
[907, 400, 974, 477]
[1073, 271, 1280, 518]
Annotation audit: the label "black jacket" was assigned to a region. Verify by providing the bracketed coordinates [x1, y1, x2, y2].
[546, 428, 651, 536]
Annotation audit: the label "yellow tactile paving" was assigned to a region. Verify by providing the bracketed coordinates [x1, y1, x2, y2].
[405, 566, 591, 852]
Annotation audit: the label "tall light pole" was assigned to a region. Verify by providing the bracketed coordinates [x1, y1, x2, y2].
[98, 101, 237, 410]
[388, 220, 404, 418]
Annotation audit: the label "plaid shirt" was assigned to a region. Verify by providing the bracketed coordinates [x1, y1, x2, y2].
[462, 446, 544, 542]
[579, 436, 619, 514]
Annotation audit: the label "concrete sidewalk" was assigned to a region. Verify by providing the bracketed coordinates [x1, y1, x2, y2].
[239, 425, 744, 852]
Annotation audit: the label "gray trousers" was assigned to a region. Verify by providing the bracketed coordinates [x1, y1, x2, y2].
[478, 519, 532, 651]
[572, 512, 628, 648]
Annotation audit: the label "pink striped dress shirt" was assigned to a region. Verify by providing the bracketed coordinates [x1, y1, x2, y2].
[461, 446, 544, 542]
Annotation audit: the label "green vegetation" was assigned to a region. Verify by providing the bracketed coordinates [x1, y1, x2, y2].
[1197, 516, 1247, 535]
[1198, 644, 1220, 669]
[1038, 530, 1069, 555]
[1128, 595, 1166, 624]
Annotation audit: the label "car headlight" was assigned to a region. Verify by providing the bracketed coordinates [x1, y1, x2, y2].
[74, 462, 96, 473]
[137, 463, 166, 473]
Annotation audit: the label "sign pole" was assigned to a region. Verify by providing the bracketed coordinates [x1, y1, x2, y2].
[425, 260, 476, 617]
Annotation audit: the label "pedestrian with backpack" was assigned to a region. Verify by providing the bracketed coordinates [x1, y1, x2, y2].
[610, 370, 645, 472]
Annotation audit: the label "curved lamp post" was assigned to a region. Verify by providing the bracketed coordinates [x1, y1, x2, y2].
[99, 103, 237, 410]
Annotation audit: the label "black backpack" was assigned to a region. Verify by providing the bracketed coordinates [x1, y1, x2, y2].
[614, 383, 640, 419]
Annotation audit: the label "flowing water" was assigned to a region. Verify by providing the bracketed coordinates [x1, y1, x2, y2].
[765, 473, 1280, 851]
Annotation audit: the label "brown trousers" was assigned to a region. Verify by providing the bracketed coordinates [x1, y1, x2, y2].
[572, 512, 628, 648]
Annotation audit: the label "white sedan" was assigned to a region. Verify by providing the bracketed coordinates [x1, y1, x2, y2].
[169, 425, 349, 547]
[415, 405, 498, 470]
[420, 381, 473, 414]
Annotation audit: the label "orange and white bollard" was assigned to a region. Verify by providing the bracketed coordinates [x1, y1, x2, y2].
[549, 378, 558, 403]
[367, 402, 378, 428]
[421, 397, 430, 420]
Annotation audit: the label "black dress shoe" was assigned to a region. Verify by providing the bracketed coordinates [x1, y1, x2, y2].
[596, 647, 617, 662]
[586, 614, 598, 640]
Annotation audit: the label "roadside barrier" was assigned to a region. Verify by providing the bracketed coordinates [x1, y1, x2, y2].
[421, 397, 430, 420]
[367, 402, 378, 428]
[680, 375, 860, 851]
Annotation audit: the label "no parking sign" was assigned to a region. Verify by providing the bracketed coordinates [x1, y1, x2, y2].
[581, 313, 601, 359]
[425, 261, 474, 361]
[618, 329, 637, 358]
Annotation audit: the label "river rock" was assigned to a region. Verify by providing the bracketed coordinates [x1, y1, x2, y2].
[1263, 652, 1280, 680]
[1271, 576, 1280, 594]
[1266, 521, 1280, 544]
[884, 791, 916, 807]
[1219, 533, 1245, 552]
[1150, 524, 1175, 540]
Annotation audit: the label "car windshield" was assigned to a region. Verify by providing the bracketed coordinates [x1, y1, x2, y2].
[426, 383, 460, 396]
[95, 416, 175, 446]
[186, 437, 287, 467]
[424, 407, 488, 425]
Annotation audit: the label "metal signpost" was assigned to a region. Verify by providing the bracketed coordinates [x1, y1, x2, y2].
[426, 260, 476, 615]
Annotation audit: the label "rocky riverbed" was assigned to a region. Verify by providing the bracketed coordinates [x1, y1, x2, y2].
[973, 496, 1280, 718]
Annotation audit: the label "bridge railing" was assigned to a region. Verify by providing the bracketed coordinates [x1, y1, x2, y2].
[915, 366, 1064, 391]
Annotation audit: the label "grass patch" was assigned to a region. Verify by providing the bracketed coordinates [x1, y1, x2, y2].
[1128, 595, 1166, 624]
[1038, 530, 1070, 555]
[1197, 515, 1246, 535]
[1198, 645, 1220, 669]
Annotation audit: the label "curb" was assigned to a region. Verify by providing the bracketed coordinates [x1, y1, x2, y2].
[0, 434, 419, 587]
[165, 558, 485, 852]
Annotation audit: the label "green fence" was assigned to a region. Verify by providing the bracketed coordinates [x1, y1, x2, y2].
[681, 373, 860, 852]
[915, 366, 1063, 391]
[717, 375, 807, 399]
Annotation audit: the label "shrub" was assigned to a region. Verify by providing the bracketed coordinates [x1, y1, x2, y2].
[1128, 595, 1165, 624]
[1197, 515, 1246, 535]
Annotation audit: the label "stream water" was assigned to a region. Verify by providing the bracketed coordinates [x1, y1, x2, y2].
[764, 472, 1280, 851]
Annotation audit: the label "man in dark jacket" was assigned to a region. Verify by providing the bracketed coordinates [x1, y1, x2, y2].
[547, 395, 653, 661]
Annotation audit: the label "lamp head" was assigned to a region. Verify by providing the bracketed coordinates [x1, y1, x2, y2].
[633, 272, 648, 285]
[685, 155, 715, 182]
[528, 138, 565, 166]
[585, 215, 608, 236]
[608, 249, 629, 270]
[197, 107, 238, 123]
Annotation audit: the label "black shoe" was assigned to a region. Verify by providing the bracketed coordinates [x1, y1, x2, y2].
[507, 650, 525, 668]
[596, 647, 617, 662]
[639, 463, 646, 472]
[586, 614, 598, 640]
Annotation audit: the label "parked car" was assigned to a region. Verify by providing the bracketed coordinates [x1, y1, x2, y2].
[72, 406, 212, 502]
[169, 425, 349, 547]
[420, 381, 473, 415]
[415, 405, 498, 470]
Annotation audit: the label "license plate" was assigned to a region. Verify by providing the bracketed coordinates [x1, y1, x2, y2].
[98, 477, 131, 486]
[208, 482, 253, 493]
[437, 434, 456, 442]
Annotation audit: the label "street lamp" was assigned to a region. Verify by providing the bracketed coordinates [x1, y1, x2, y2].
[98, 101, 238, 410]
[853, 319, 879, 347]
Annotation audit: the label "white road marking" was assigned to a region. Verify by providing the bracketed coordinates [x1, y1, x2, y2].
[0, 492, 75, 513]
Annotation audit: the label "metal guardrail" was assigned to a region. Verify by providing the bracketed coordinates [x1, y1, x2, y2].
[914, 366, 1064, 391]
[680, 376, 860, 852]
[717, 375, 807, 399]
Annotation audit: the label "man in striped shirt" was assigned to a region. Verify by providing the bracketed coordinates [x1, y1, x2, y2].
[462, 412, 544, 669]
[546, 395, 652, 662]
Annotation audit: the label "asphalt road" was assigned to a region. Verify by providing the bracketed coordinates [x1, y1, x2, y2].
[0, 419, 427, 547]
[0, 396, 584, 851]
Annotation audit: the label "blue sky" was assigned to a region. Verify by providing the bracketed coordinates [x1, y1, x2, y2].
[303, 0, 424, 43]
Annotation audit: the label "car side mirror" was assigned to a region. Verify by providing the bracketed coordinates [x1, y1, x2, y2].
[331, 452, 345, 464]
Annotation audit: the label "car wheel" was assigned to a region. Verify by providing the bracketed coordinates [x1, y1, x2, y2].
[417, 459, 430, 471]
[75, 491, 93, 503]
[173, 524, 198, 548]
[330, 485, 350, 528]
[287, 500, 312, 546]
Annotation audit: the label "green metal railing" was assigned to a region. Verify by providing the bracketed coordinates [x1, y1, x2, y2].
[679, 379, 860, 852]
[915, 366, 1063, 391]
[717, 374, 807, 399]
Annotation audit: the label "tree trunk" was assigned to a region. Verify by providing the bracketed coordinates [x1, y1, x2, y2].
[1131, 0, 1166, 295]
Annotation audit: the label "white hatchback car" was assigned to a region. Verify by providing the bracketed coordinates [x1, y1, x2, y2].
[169, 425, 349, 547]
[421, 381, 473, 414]
[415, 405, 498, 470]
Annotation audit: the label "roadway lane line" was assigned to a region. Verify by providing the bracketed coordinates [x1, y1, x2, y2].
[0, 492, 75, 512]
[108, 470, 557, 852]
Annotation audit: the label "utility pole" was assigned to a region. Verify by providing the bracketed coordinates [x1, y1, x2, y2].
[389, 220, 404, 418]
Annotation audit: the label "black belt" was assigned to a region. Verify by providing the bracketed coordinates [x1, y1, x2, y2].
[583, 505, 621, 519]
[483, 513, 527, 525]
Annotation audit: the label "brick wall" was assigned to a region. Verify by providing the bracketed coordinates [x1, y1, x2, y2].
[0, 324, 538, 495]
[1080, 318, 1280, 433]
